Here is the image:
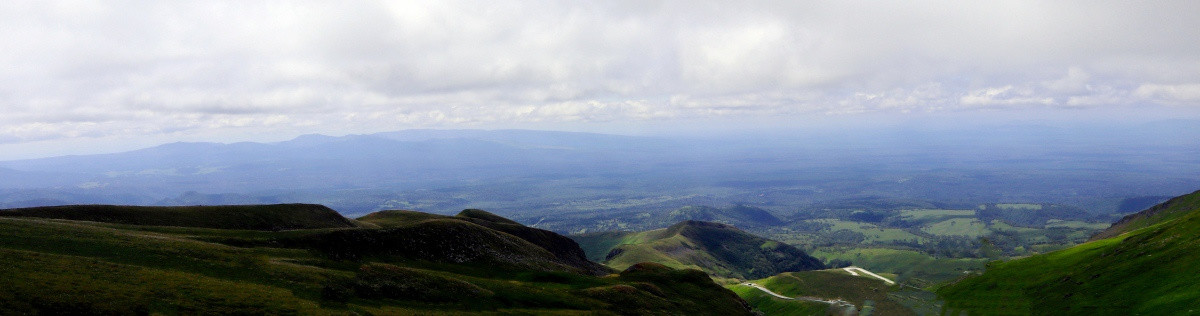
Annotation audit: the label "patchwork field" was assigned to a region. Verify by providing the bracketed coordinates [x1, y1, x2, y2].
[921, 218, 989, 237]
[896, 209, 976, 222]
[808, 219, 929, 244]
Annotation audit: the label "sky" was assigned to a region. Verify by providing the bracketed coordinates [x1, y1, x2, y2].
[2, 1, 1200, 160]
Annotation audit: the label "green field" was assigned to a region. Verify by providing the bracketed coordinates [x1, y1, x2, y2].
[896, 209, 976, 222]
[1044, 220, 1110, 230]
[751, 202, 1108, 265]
[994, 203, 1042, 211]
[920, 218, 989, 237]
[987, 220, 1040, 232]
[809, 219, 928, 244]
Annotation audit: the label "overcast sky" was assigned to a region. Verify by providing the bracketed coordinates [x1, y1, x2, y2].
[2, 1, 1200, 159]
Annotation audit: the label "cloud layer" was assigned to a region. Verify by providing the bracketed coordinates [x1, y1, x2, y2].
[2, 1, 1200, 144]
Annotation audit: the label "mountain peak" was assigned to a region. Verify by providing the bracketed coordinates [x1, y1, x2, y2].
[581, 220, 825, 280]
[670, 219, 737, 229]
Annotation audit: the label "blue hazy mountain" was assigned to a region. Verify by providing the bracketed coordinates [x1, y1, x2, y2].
[0, 126, 1198, 218]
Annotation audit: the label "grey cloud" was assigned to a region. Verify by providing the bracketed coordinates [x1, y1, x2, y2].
[1, 1, 1200, 146]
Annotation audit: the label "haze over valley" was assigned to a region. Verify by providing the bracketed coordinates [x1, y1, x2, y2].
[3, 123, 1198, 221]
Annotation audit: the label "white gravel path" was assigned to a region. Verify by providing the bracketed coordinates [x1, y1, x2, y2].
[842, 266, 895, 285]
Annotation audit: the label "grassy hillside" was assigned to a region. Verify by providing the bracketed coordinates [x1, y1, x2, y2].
[0, 204, 356, 230]
[1090, 189, 1200, 240]
[347, 209, 610, 275]
[0, 206, 751, 314]
[727, 285, 830, 316]
[451, 209, 611, 275]
[938, 189, 1200, 315]
[576, 220, 824, 280]
[729, 269, 919, 316]
[571, 231, 637, 262]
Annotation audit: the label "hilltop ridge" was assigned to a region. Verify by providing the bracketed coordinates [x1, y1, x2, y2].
[574, 220, 824, 280]
[0, 204, 752, 314]
[0, 204, 356, 231]
[1089, 189, 1200, 240]
[351, 209, 610, 275]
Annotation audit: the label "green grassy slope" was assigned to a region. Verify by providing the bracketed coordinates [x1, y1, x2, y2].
[451, 209, 612, 275]
[939, 189, 1200, 315]
[0, 206, 751, 315]
[809, 247, 988, 288]
[0, 204, 356, 230]
[457, 208, 525, 225]
[356, 209, 611, 275]
[273, 218, 592, 273]
[571, 231, 637, 262]
[578, 220, 824, 280]
[727, 285, 830, 316]
[1090, 189, 1200, 240]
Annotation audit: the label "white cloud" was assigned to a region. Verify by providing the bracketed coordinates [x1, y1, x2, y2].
[1135, 83, 1200, 103]
[960, 85, 1055, 107]
[1043, 67, 1091, 94]
[1, 0, 1199, 148]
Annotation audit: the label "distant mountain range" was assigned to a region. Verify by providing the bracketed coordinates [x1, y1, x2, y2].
[0, 129, 671, 191]
[2, 127, 1198, 218]
[0, 130, 687, 213]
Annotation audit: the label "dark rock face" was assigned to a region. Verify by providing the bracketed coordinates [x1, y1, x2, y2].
[605, 247, 626, 262]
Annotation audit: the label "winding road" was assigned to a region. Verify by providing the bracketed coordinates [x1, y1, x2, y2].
[842, 266, 895, 285]
[740, 282, 855, 308]
[739, 267, 896, 314]
[742, 282, 793, 300]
